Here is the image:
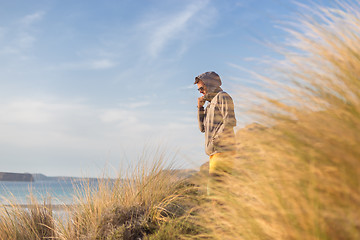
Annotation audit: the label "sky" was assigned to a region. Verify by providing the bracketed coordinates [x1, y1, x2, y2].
[0, 0, 336, 177]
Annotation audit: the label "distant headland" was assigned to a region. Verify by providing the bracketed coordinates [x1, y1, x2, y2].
[0, 172, 34, 182]
[0, 172, 107, 182]
[0, 172, 88, 182]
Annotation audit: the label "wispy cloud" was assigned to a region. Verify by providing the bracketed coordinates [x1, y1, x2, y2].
[181, 84, 196, 90]
[19, 11, 45, 27]
[139, 0, 215, 58]
[127, 101, 151, 109]
[17, 11, 45, 49]
[99, 109, 138, 124]
[0, 11, 46, 58]
[0, 98, 148, 148]
[148, 2, 205, 57]
[0, 100, 53, 124]
[17, 32, 36, 49]
[228, 62, 249, 72]
[47, 58, 117, 70]
[91, 59, 117, 69]
[0, 27, 6, 40]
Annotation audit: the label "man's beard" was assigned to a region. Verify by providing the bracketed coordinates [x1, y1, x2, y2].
[203, 87, 222, 102]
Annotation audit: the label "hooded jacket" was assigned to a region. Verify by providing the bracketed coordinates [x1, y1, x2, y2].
[196, 72, 237, 156]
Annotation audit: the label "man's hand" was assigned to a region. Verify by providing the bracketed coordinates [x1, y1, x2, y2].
[198, 96, 205, 108]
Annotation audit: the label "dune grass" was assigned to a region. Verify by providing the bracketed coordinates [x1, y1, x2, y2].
[0, 196, 55, 240]
[189, 2, 360, 240]
[56, 151, 200, 240]
[0, 151, 200, 240]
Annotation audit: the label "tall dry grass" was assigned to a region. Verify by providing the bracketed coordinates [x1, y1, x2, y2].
[191, 2, 360, 240]
[0, 150, 199, 240]
[0, 196, 55, 240]
[56, 150, 199, 239]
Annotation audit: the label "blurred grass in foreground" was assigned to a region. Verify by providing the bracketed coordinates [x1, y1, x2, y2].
[190, 2, 360, 240]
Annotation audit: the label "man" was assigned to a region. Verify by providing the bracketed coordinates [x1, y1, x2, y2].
[195, 71, 237, 181]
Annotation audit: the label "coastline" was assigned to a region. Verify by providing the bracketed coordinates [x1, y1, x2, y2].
[0, 204, 76, 211]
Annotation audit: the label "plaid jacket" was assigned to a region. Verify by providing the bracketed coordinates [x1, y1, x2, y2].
[198, 91, 236, 156]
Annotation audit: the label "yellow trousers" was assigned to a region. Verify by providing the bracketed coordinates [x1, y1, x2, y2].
[209, 151, 235, 175]
[207, 151, 235, 196]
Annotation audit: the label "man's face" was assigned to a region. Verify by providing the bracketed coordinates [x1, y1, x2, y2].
[196, 80, 207, 96]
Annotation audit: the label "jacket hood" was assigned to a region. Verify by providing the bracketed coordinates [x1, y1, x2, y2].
[195, 71, 222, 92]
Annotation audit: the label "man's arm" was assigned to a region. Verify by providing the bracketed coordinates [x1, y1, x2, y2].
[213, 92, 236, 144]
[198, 96, 205, 133]
[218, 93, 236, 128]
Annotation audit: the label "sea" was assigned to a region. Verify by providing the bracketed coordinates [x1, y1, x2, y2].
[0, 179, 99, 206]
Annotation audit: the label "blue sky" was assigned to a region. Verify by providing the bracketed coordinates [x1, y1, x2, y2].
[0, 0, 335, 177]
